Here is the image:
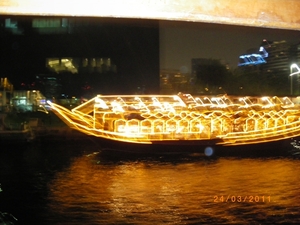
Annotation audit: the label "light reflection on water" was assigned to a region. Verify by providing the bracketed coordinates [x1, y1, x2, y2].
[47, 149, 300, 224]
[1, 142, 300, 224]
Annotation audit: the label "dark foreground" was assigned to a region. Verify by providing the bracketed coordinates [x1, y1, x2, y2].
[1, 139, 300, 224]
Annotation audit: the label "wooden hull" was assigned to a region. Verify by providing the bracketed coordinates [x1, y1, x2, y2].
[94, 135, 295, 157]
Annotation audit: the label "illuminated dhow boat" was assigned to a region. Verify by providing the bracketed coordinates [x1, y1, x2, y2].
[47, 94, 300, 153]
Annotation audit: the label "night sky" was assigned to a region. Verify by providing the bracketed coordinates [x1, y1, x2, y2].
[160, 21, 300, 71]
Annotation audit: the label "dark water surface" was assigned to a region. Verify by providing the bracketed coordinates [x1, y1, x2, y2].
[1, 140, 300, 224]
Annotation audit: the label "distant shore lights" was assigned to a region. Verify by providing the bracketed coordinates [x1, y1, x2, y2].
[290, 63, 300, 95]
[290, 63, 300, 77]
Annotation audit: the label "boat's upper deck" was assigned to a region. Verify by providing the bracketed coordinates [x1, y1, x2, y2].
[71, 94, 297, 115]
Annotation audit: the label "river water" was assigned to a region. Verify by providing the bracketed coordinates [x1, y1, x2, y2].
[1, 139, 300, 225]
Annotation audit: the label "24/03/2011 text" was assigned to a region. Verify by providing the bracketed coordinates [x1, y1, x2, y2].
[214, 195, 271, 203]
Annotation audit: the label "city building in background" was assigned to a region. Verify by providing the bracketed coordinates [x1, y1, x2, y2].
[34, 74, 62, 100]
[160, 69, 191, 94]
[0, 78, 13, 111]
[46, 57, 117, 74]
[190, 58, 230, 94]
[160, 59, 229, 95]
[238, 47, 267, 66]
[0, 77, 46, 112]
[0, 16, 160, 96]
[12, 90, 46, 112]
[260, 40, 292, 76]
[3, 16, 300, 97]
[238, 39, 300, 95]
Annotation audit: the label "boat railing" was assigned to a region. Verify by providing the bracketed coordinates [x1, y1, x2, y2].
[221, 118, 300, 145]
[92, 100, 300, 135]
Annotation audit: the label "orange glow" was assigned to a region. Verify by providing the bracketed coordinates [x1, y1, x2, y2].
[47, 94, 300, 146]
[1, 0, 300, 31]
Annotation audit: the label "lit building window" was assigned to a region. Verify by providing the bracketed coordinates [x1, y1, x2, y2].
[32, 19, 60, 28]
[46, 58, 78, 74]
[5, 18, 18, 28]
[82, 58, 88, 67]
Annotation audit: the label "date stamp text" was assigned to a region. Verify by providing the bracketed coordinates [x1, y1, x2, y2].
[214, 195, 271, 203]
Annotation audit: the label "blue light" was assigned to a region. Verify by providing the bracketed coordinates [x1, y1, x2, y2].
[204, 147, 214, 156]
[238, 46, 268, 67]
[259, 46, 269, 58]
[238, 53, 266, 66]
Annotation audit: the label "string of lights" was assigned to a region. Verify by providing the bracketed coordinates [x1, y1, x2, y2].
[47, 94, 300, 146]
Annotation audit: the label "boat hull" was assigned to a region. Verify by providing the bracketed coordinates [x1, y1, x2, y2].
[94, 135, 295, 157]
